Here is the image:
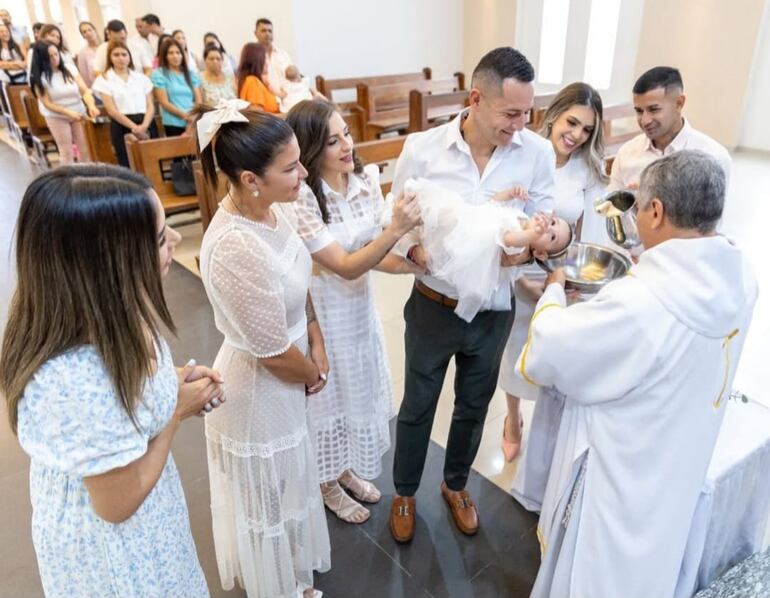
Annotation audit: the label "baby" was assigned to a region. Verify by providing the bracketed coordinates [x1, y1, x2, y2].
[384, 179, 572, 322]
[280, 65, 324, 113]
[492, 185, 572, 260]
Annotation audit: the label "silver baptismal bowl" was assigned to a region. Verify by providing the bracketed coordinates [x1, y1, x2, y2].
[536, 242, 632, 294]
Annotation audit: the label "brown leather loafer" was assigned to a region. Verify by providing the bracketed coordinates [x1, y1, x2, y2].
[441, 481, 479, 535]
[390, 495, 416, 543]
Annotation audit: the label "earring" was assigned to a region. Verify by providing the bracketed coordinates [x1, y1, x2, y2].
[252, 190, 260, 198]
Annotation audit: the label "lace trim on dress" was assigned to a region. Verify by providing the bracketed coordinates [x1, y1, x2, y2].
[229, 500, 325, 539]
[206, 424, 309, 458]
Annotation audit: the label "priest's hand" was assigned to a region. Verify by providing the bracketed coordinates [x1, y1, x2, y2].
[501, 246, 532, 267]
[546, 268, 566, 288]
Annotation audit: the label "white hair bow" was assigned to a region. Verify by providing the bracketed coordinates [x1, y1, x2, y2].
[196, 98, 251, 151]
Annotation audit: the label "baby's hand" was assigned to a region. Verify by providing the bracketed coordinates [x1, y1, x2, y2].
[493, 185, 529, 202]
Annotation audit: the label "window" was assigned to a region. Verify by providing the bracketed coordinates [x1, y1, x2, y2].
[583, 0, 623, 90]
[99, 0, 122, 23]
[72, 0, 89, 24]
[537, 0, 570, 85]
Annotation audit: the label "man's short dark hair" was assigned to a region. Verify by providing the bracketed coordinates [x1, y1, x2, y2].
[32, 22, 43, 32]
[106, 19, 126, 33]
[633, 66, 683, 95]
[256, 18, 272, 28]
[472, 47, 535, 91]
[141, 13, 160, 26]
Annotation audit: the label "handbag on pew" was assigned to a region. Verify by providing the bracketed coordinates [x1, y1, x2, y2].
[3, 69, 27, 85]
[170, 157, 196, 196]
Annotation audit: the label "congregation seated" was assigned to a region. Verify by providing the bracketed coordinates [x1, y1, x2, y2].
[91, 41, 156, 167]
[199, 44, 236, 106]
[29, 40, 98, 164]
[236, 42, 279, 113]
[151, 37, 201, 136]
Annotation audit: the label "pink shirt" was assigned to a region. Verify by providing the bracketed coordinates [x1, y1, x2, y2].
[609, 119, 731, 190]
[76, 45, 98, 88]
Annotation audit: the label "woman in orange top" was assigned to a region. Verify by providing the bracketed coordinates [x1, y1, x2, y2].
[237, 42, 279, 113]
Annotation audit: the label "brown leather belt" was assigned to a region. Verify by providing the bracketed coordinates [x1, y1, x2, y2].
[415, 281, 458, 308]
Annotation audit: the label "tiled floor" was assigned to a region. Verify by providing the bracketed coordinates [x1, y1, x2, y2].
[1, 135, 768, 597]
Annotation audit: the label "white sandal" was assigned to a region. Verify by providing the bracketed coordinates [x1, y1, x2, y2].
[338, 470, 381, 504]
[321, 481, 370, 524]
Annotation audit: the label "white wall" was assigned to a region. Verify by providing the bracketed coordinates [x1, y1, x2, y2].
[635, 0, 767, 148]
[291, 0, 463, 83]
[514, 0, 645, 106]
[739, 0, 770, 151]
[462, 0, 518, 76]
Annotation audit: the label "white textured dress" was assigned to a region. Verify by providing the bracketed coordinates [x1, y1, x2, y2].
[199, 202, 331, 598]
[291, 164, 394, 483]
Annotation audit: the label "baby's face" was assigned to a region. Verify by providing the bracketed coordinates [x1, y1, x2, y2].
[530, 215, 571, 256]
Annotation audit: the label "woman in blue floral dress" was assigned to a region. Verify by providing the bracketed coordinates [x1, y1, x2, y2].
[0, 164, 224, 598]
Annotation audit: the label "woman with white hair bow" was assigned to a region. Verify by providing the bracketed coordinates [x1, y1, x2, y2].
[196, 99, 331, 598]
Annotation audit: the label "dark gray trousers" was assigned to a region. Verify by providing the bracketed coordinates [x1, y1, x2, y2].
[393, 285, 515, 496]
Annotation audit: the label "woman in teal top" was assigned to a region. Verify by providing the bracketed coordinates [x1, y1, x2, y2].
[151, 38, 201, 136]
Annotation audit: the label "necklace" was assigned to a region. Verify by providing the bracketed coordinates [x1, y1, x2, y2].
[225, 191, 276, 228]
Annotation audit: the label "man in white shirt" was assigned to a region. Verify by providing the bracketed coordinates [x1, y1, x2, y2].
[133, 13, 165, 61]
[388, 47, 555, 544]
[254, 17, 293, 98]
[610, 66, 731, 191]
[518, 150, 756, 598]
[94, 20, 152, 77]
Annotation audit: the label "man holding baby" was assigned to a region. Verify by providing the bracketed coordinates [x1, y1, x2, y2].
[388, 46, 556, 543]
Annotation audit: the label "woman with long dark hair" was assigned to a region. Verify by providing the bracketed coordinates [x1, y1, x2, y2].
[92, 40, 157, 166]
[171, 29, 199, 73]
[151, 38, 201, 136]
[0, 164, 222, 598]
[287, 99, 421, 524]
[236, 42, 279, 113]
[0, 22, 26, 84]
[196, 102, 331, 598]
[30, 41, 99, 163]
[498, 82, 610, 508]
[35, 23, 76, 70]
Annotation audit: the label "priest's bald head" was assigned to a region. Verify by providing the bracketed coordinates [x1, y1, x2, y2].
[468, 47, 535, 147]
[636, 150, 725, 250]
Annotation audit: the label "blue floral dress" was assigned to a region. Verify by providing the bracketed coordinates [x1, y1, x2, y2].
[17, 341, 209, 598]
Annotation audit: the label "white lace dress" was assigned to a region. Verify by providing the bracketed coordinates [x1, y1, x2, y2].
[199, 202, 331, 598]
[291, 164, 394, 483]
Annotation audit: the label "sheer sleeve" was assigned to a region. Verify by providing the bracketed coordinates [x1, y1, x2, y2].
[208, 230, 291, 358]
[363, 163, 386, 221]
[291, 183, 335, 253]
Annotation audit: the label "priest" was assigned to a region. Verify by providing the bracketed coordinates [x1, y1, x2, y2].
[518, 149, 758, 598]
